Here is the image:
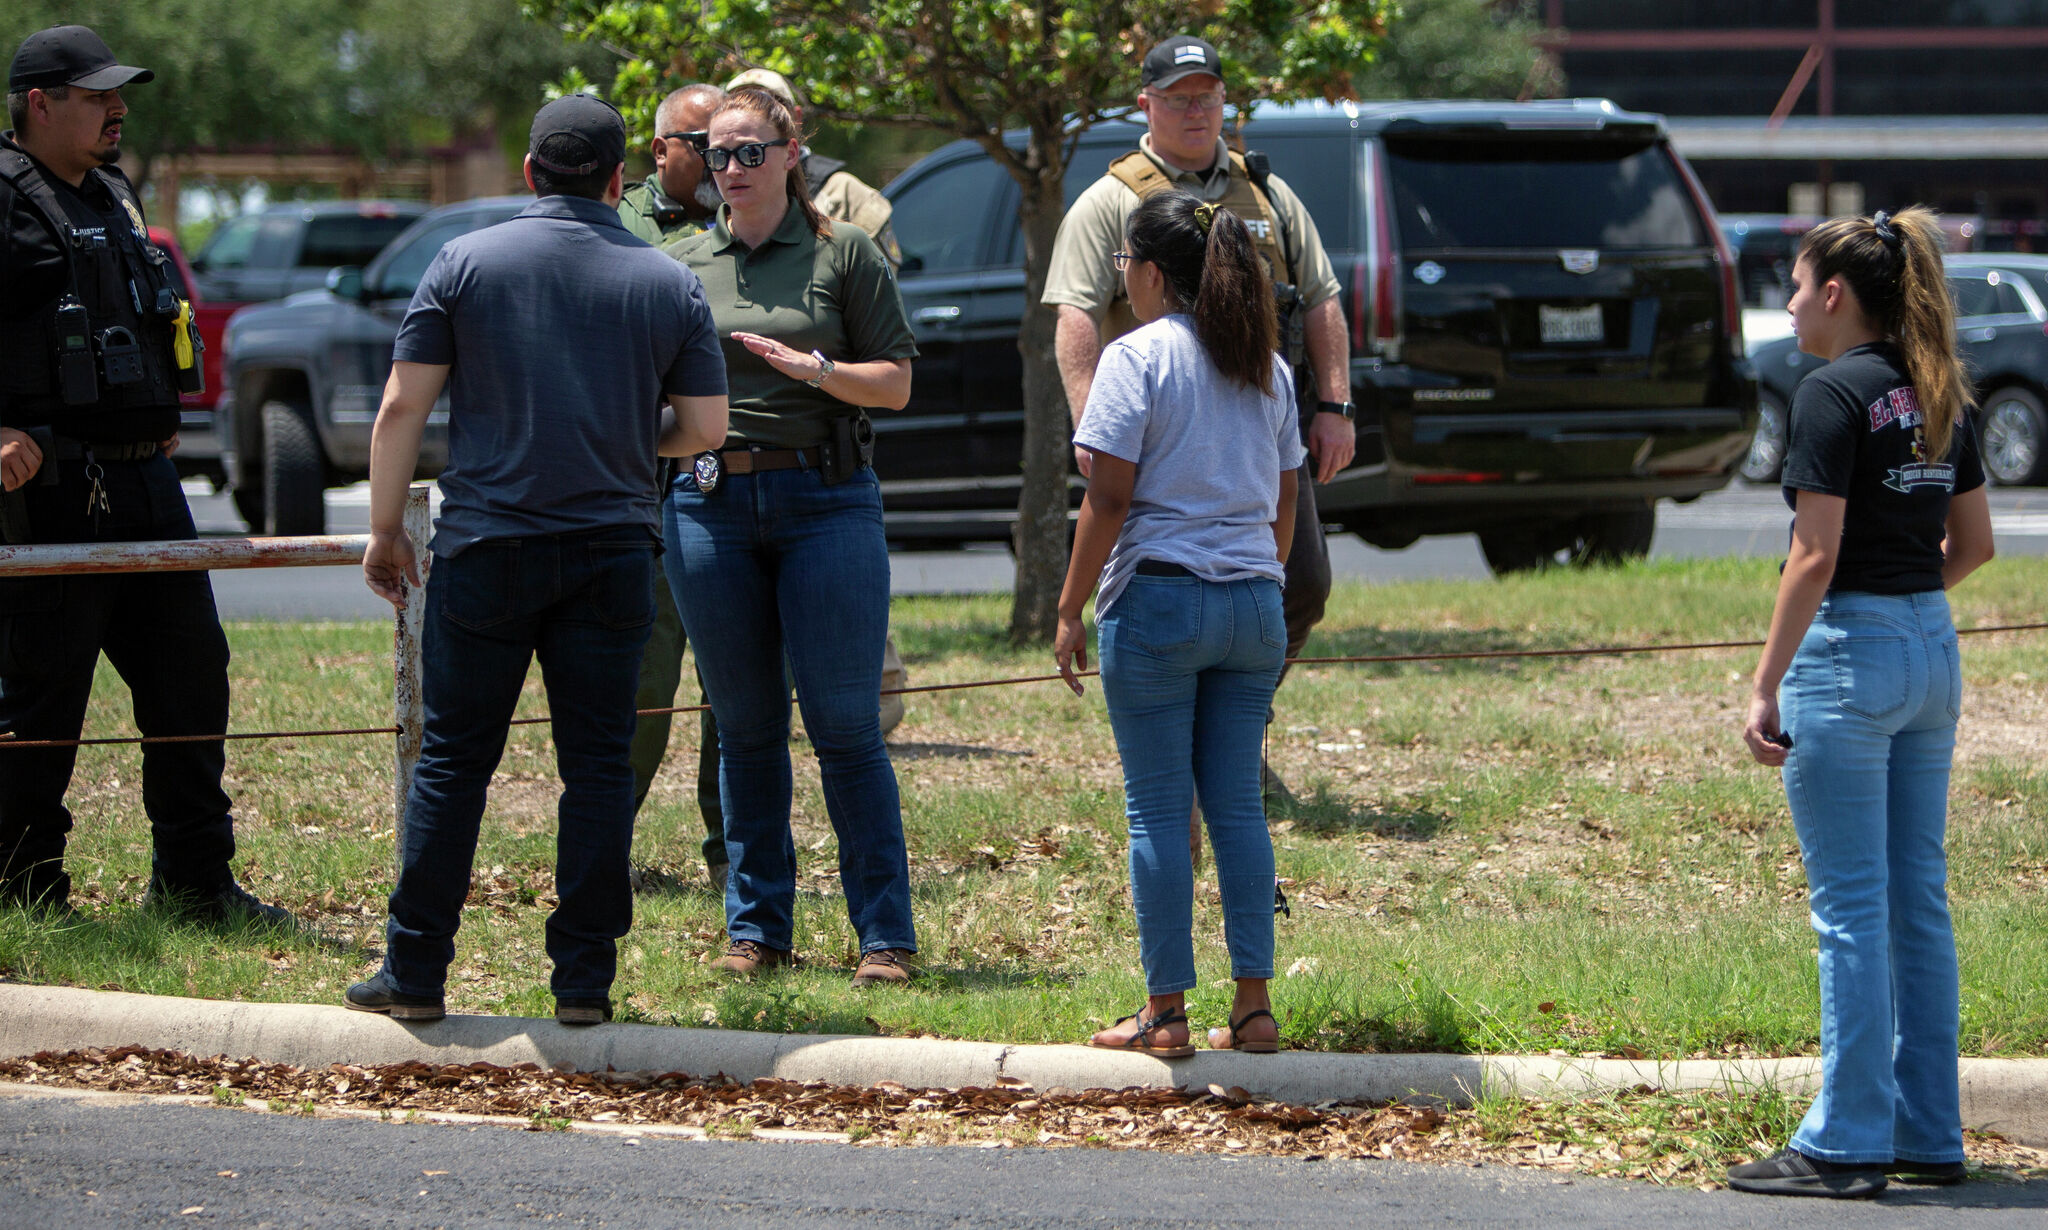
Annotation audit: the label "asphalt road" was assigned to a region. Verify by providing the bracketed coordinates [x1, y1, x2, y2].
[6, 1087, 2044, 1228]
[188, 481, 2048, 621]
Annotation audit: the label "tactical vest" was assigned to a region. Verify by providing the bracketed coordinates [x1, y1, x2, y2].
[801, 152, 845, 201]
[1099, 148, 1292, 346]
[0, 138, 185, 423]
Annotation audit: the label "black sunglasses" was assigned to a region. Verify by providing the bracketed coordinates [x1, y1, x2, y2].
[702, 138, 792, 171]
[662, 130, 709, 152]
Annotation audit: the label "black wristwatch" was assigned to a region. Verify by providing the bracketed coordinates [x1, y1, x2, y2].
[1316, 400, 1356, 421]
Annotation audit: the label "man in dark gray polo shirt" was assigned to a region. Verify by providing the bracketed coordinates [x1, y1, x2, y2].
[347, 95, 729, 1028]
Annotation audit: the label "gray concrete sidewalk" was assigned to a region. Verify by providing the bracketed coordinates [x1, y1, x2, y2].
[3, 983, 2042, 1147]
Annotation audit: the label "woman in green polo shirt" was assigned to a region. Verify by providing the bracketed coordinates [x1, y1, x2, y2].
[662, 86, 921, 988]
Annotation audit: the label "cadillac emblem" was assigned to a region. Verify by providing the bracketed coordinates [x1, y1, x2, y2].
[1560, 249, 1600, 275]
[692, 450, 723, 494]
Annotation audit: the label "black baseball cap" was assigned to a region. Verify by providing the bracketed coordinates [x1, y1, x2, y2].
[528, 94, 626, 175]
[9, 25, 154, 92]
[1140, 35, 1223, 91]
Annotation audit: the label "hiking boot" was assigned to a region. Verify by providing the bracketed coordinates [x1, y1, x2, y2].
[711, 938, 796, 975]
[344, 971, 446, 1022]
[1727, 1148, 1886, 1199]
[555, 998, 613, 1027]
[145, 878, 292, 927]
[852, 947, 915, 988]
[1886, 1158, 1966, 1186]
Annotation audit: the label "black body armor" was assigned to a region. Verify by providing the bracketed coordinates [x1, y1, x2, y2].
[0, 136, 190, 427]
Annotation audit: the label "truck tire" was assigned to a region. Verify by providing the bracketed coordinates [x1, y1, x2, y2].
[261, 400, 326, 536]
[1478, 503, 1654, 574]
[1980, 386, 2046, 486]
[231, 486, 265, 531]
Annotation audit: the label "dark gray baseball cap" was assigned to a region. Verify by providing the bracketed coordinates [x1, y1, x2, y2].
[9, 25, 153, 92]
[1141, 35, 1223, 91]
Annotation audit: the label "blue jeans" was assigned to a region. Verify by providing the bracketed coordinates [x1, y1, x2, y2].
[1099, 574, 1286, 994]
[383, 527, 656, 1002]
[1780, 590, 1963, 1165]
[663, 465, 914, 955]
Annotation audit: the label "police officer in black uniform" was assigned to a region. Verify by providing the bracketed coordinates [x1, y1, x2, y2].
[0, 25, 287, 923]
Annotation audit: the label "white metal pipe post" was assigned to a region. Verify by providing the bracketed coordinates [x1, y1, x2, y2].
[393, 483, 432, 861]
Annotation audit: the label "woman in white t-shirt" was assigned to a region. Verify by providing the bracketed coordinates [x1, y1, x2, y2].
[1054, 189, 1304, 1057]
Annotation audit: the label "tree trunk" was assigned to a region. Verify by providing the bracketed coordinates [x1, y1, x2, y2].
[1007, 165, 1071, 645]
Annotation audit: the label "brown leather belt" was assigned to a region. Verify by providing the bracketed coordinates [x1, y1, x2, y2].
[719, 446, 822, 475]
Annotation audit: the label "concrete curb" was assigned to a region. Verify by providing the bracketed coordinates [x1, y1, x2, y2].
[3, 984, 2042, 1147]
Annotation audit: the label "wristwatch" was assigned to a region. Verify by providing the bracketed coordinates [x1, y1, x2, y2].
[1317, 400, 1357, 421]
[806, 350, 836, 387]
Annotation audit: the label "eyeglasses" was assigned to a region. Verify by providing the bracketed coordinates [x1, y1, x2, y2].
[702, 138, 792, 171]
[662, 130, 710, 153]
[1112, 251, 1132, 271]
[1145, 88, 1225, 113]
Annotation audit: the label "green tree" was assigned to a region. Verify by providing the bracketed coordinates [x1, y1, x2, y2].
[0, 0, 597, 189]
[1354, 0, 1559, 101]
[526, 0, 1392, 643]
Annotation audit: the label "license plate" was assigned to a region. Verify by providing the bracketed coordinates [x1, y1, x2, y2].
[1539, 304, 1604, 344]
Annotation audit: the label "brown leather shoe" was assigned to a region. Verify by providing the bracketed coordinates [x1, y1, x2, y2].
[711, 938, 796, 975]
[852, 947, 915, 987]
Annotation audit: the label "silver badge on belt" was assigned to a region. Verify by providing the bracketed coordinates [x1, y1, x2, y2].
[692, 450, 723, 494]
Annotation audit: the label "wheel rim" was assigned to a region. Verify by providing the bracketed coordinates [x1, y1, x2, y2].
[1982, 396, 2040, 485]
[1741, 399, 1787, 483]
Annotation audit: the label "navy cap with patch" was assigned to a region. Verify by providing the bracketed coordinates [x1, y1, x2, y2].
[9, 25, 153, 92]
[528, 94, 627, 176]
[1140, 35, 1223, 91]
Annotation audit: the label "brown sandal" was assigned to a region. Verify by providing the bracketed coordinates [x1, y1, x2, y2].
[1089, 1005, 1197, 1058]
[1212, 1007, 1281, 1053]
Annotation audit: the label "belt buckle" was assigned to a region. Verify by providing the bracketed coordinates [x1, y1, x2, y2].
[692, 450, 723, 494]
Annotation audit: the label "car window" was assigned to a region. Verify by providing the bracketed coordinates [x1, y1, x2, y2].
[369, 215, 489, 300]
[1947, 272, 2009, 319]
[1242, 134, 1353, 250]
[193, 215, 293, 271]
[891, 156, 1007, 272]
[1386, 138, 1705, 250]
[299, 215, 418, 268]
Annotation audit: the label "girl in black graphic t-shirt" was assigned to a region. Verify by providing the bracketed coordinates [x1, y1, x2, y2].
[1729, 208, 1996, 1199]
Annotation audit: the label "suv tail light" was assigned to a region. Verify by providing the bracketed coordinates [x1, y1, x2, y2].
[1355, 144, 1402, 360]
[1671, 149, 1743, 357]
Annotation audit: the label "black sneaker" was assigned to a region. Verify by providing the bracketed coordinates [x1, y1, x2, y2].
[555, 998, 613, 1027]
[1728, 1147, 1887, 1199]
[144, 878, 292, 927]
[344, 971, 446, 1022]
[1886, 1158, 1966, 1186]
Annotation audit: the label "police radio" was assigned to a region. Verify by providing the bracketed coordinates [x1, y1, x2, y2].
[54, 295, 98, 405]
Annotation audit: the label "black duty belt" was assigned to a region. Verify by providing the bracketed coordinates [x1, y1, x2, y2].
[52, 438, 159, 462]
[720, 446, 822, 475]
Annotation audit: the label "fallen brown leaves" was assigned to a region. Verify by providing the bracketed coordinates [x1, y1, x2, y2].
[5, 1046, 2045, 1189]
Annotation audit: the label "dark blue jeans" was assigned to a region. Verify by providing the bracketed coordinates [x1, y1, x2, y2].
[662, 465, 915, 956]
[0, 450, 236, 903]
[382, 527, 655, 1001]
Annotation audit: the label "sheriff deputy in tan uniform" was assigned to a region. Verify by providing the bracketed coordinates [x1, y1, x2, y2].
[1044, 34, 1355, 805]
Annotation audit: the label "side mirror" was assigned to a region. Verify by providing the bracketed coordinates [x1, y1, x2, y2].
[325, 265, 365, 301]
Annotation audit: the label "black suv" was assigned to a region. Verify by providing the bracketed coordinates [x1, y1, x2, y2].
[1744, 253, 2048, 487]
[882, 98, 1759, 570]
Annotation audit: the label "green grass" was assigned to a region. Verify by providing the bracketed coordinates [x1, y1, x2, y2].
[3, 555, 2045, 1059]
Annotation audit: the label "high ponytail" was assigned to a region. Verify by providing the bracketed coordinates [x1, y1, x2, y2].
[1799, 205, 1971, 462]
[1126, 190, 1278, 394]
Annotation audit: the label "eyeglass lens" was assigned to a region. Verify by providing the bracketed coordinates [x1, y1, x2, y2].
[704, 139, 788, 171]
